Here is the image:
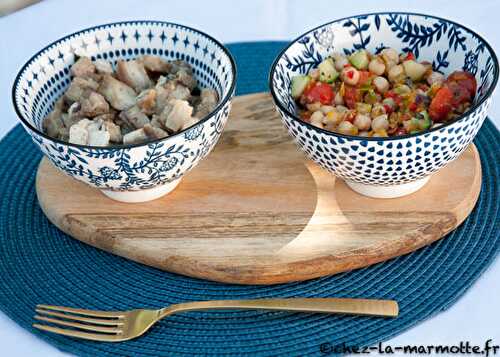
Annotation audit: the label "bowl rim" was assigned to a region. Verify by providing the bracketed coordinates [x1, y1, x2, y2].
[12, 20, 237, 150]
[268, 11, 499, 142]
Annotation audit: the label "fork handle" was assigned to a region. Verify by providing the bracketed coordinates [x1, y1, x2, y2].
[163, 298, 398, 318]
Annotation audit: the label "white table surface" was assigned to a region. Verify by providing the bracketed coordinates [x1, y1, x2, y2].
[0, 0, 498, 355]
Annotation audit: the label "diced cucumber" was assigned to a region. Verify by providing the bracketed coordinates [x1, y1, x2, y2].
[417, 110, 432, 130]
[318, 58, 339, 83]
[349, 50, 369, 70]
[291, 75, 311, 99]
[402, 60, 427, 81]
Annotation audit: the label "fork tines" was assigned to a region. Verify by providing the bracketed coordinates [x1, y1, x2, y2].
[33, 304, 125, 341]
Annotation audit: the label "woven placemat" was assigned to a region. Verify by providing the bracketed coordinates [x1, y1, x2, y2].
[0, 41, 499, 357]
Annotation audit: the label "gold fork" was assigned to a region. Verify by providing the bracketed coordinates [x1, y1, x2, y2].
[34, 298, 398, 342]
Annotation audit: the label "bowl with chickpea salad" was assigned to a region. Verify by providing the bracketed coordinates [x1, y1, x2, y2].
[269, 12, 498, 198]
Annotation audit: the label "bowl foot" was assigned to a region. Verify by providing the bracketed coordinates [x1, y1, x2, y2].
[345, 176, 430, 199]
[100, 178, 182, 203]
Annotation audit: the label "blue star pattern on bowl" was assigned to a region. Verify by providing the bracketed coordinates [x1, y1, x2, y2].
[12, 21, 236, 198]
[270, 12, 498, 195]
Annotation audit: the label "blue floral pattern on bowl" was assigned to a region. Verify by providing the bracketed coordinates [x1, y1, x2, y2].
[270, 12, 498, 198]
[12, 21, 236, 201]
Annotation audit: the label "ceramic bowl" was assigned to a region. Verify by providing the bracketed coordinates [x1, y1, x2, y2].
[270, 12, 498, 198]
[13, 21, 236, 203]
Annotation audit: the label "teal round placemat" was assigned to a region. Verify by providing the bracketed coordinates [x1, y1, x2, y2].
[0, 41, 499, 357]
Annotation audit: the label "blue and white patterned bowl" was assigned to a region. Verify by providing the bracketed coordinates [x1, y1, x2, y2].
[12, 21, 236, 202]
[270, 12, 498, 198]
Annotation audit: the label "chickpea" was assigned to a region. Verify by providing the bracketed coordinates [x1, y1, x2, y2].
[309, 68, 320, 80]
[373, 76, 389, 93]
[388, 64, 405, 83]
[371, 114, 389, 132]
[324, 109, 343, 125]
[334, 92, 344, 105]
[381, 48, 399, 64]
[310, 110, 324, 124]
[368, 58, 385, 75]
[335, 105, 349, 112]
[353, 113, 372, 131]
[371, 104, 386, 118]
[337, 120, 359, 135]
[394, 84, 411, 95]
[358, 131, 370, 137]
[427, 71, 445, 86]
[384, 59, 397, 74]
[333, 54, 349, 71]
[306, 102, 321, 111]
[341, 67, 360, 86]
[320, 105, 335, 114]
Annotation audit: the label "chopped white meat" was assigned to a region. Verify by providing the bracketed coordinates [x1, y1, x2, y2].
[136, 89, 157, 115]
[181, 116, 200, 130]
[44, 55, 214, 146]
[175, 69, 197, 90]
[123, 128, 149, 145]
[150, 115, 164, 129]
[116, 60, 152, 92]
[88, 129, 110, 146]
[194, 88, 218, 118]
[60, 112, 79, 130]
[94, 112, 116, 122]
[143, 123, 168, 139]
[119, 105, 150, 129]
[140, 55, 172, 73]
[170, 60, 193, 74]
[80, 92, 110, 117]
[104, 121, 122, 143]
[160, 99, 193, 132]
[42, 98, 65, 138]
[71, 57, 96, 78]
[94, 59, 114, 75]
[68, 118, 92, 145]
[65, 77, 99, 104]
[98, 75, 136, 110]
[169, 83, 191, 101]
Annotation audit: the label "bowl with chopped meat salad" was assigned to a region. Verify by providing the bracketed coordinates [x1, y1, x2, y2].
[12, 21, 236, 202]
[270, 12, 498, 198]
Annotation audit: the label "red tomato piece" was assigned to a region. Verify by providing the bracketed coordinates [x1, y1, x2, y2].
[344, 85, 361, 109]
[395, 127, 408, 136]
[385, 91, 402, 106]
[446, 71, 477, 98]
[429, 86, 453, 121]
[383, 104, 393, 114]
[409, 102, 417, 112]
[447, 81, 471, 107]
[303, 82, 334, 105]
[358, 70, 371, 85]
[405, 52, 415, 61]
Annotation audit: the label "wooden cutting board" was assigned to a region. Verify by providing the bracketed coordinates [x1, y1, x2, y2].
[36, 93, 482, 285]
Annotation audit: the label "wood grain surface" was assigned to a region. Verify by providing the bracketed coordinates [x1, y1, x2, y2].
[36, 92, 482, 284]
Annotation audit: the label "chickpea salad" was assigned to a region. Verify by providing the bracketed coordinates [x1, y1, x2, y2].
[291, 48, 477, 137]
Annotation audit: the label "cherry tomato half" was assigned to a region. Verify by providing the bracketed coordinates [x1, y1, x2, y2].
[429, 86, 453, 122]
[447, 81, 471, 107]
[358, 70, 372, 85]
[405, 52, 415, 61]
[446, 71, 477, 98]
[343, 85, 361, 109]
[303, 82, 334, 105]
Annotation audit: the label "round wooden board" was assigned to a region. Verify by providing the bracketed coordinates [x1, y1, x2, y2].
[36, 93, 482, 285]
